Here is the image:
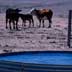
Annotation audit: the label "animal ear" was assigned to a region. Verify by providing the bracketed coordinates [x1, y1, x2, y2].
[19, 9, 21, 12]
[34, 8, 37, 10]
[30, 8, 34, 12]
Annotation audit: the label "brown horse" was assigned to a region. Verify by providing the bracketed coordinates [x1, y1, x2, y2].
[31, 8, 53, 28]
[6, 8, 21, 30]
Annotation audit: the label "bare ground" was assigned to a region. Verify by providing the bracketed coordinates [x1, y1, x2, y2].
[0, 13, 72, 54]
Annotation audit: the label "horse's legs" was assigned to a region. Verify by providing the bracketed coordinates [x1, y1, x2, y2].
[13, 20, 16, 29]
[9, 19, 12, 30]
[29, 20, 31, 27]
[48, 19, 52, 28]
[22, 20, 26, 27]
[42, 19, 44, 28]
[22, 21, 24, 27]
[6, 18, 8, 29]
[16, 20, 18, 30]
[38, 19, 41, 27]
[32, 19, 34, 27]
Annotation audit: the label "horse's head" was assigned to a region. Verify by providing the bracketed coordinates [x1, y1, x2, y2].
[6, 8, 21, 14]
[30, 8, 37, 15]
[15, 8, 21, 13]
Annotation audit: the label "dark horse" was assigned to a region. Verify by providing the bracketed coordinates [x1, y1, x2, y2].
[6, 8, 21, 30]
[31, 8, 53, 28]
[19, 14, 34, 27]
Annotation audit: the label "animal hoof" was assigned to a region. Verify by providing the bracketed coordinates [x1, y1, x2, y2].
[48, 26, 51, 28]
[16, 28, 19, 30]
[29, 25, 31, 28]
[43, 26, 45, 28]
[16, 27, 19, 30]
[24, 25, 26, 27]
[13, 27, 15, 30]
[10, 27, 12, 30]
[38, 25, 41, 28]
[32, 25, 34, 28]
[6, 26, 8, 29]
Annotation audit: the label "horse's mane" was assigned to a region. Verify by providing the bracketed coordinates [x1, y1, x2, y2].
[39, 9, 49, 14]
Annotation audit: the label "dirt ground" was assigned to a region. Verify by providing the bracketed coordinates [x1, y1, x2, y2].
[0, 13, 72, 54]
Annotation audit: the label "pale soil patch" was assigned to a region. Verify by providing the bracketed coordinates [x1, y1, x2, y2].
[0, 13, 71, 54]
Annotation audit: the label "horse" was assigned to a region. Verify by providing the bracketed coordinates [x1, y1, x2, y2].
[6, 8, 21, 30]
[31, 8, 53, 28]
[19, 14, 34, 28]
